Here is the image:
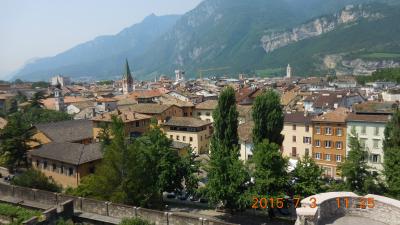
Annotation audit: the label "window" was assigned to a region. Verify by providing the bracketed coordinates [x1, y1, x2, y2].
[292, 136, 296, 142]
[135, 121, 140, 127]
[336, 155, 342, 162]
[52, 164, 57, 171]
[60, 166, 64, 174]
[43, 161, 48, 170]
[336, 128, 343, 136]
[176, 135, 180, 141]
[36, 160, 40, 167]
[325, 140, 332, 148]
[373, 139, 379, 149]
[292, 124, 296, 130]
[303, 137, 311, 144]
[183, 136, 186, 141]
[305, 125, 310, 132]
[371, 154, 380, 163]
[325, 154, 331, 161]
[315, 153, 321, 160]
[315, 126, 321, 134]
[189, 137, 193, 142]
[305, 148, 310, 156]
[206, 112, 211, 116]
[68, 168, 74, 176]
[197, 112, 202, 116]
[325, 127, 332, 135]
[360, 138, 367, 149]
[184, 112, 188, 117]
[315, 140, 321, 147]
[200, 136, 203, 141]
[374, 127, 380, 136]
[336, 141, 342, 149]
[170, 135, 173, 139]
[292, 147, 297, 157]
[361, 126, 366, 134]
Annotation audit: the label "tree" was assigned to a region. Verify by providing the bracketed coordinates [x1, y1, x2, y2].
[71, 117, 195, 208]
[179, 148, 200, 196]
[383, 109, 400, 199]
[30, 91, 45, 108]
[0, 115, 34, 170]
[339, 128, 375, 195]
[212, 86, 239, 149]
[251, 140, 288, 217]
[252, 89, 284, 145]
[207, 87, 249, 211]
[11, 169, 61, 192]
[291, 154, 324, 197]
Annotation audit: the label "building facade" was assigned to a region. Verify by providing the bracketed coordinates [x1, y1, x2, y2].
[163, 117, 212, 155]
[194, 100, 218, 122]
[312, 108, 348, 179]
[346, 113, 389, 174]
[282, 112, 313, 159]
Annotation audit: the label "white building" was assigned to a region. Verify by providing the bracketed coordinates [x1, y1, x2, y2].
[286, 64, 292, 78]
[193, 100, 218, 122]
[50, 75, 70, 87]
[346, 113, 389, 174]
[175, 70, 185, 82]
[382, 90, 400, 102]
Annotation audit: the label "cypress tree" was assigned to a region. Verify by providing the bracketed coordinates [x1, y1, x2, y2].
[252, 89, 284, 145]
[207, 87, 249, 211]
[383, 109, 400, 199]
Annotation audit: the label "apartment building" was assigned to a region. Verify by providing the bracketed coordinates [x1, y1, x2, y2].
[163, 117, 212, 154]
[312, 108, 348, 179]
[346, 113, 389, 174]
[282, 112, 313, 159]
[194, 100, 218, 122]
[92, 109, 152, 139]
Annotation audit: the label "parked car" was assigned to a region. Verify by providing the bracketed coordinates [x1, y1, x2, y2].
[166, 192, 176, 199]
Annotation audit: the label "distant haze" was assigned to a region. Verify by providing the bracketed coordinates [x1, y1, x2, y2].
[0, 0, 202, 79]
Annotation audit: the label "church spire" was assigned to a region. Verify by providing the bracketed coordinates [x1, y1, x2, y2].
[122, 59, 134, 95]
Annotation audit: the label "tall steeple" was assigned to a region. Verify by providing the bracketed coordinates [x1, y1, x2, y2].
[286, 64, 292, 78]
[122, 59, 133, 95]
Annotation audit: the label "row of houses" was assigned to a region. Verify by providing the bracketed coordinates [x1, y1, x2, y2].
[238, 105, 391, 179]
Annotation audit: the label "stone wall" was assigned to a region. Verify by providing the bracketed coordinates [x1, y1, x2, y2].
[295, 192, 400, 225]
[0, 183, 237, 225]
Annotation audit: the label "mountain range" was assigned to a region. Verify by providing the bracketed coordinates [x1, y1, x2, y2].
[12, 0, 400, 81]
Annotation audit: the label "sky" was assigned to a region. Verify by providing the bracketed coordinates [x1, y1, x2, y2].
[0, 0, 202, 79]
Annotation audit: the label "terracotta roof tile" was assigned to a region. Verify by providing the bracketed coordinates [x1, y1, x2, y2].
[312, 107, 349, 123]
[195, 100, 218, 110]
[164, 117, 211, 128]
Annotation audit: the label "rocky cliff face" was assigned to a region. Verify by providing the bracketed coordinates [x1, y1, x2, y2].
[323, 54, 400, 75]
[261, 5, 383, 53]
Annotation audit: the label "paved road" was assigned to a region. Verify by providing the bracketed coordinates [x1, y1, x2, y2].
[320, 216, 388, 225]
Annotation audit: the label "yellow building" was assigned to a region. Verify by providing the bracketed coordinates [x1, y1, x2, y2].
[30, 142, 102, 188]
[312, 108, 348, 179]
[92, 110, 152, 139]
[163, 117, 212, 155]
[194, 100, 218, 122]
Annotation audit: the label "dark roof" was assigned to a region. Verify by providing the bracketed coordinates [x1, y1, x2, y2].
[35, 120, 93, 143]
[284, 112, 314, 124]
[346, 113, 389, 123]
[312, 107, 349, 123]
[353, 101, 398, 115]
[30, 143, 102, 165]
[171, 141, 190, 150]
[164, 117, 211, 127]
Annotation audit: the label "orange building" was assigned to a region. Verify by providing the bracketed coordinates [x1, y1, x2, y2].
[312, 108, 349, 179]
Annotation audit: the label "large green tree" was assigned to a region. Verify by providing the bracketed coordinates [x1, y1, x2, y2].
[72, 117, 196, 208]
[383, 109, 400, 199]
[207, 87, 249, 211]
[0, 115, 34, 170]
[252, 89, 284, 145]
[251, 90, 287, 217]
[291, 154, 324, 197]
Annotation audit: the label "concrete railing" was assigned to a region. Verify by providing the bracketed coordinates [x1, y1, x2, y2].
[0, 183, 237, 225]
[295, 192, 400, 225]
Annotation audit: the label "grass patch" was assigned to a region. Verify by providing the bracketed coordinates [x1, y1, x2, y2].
[0, 203, 41, 225]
